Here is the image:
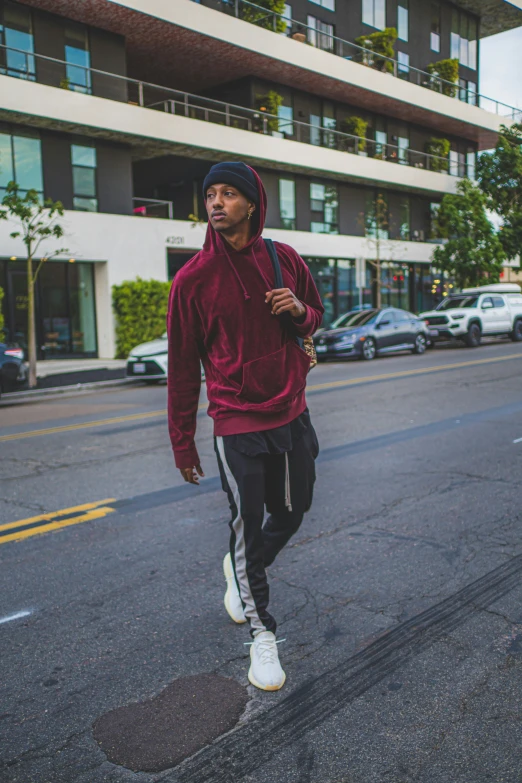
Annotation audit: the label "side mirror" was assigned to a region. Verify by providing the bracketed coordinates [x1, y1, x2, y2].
[482, 301, 493, 310]
[378, 319, 391, 327]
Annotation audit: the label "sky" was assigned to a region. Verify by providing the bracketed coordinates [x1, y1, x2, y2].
[480, 25, 522, 113]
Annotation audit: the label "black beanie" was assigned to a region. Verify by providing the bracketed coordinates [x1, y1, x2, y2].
[203, 161, 259, 205]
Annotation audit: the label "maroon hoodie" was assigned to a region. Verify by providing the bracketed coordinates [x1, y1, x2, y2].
[167, 167, 324, 470]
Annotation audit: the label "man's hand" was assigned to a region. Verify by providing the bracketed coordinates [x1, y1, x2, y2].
[265, 288, 306, 319]
[180, 465, 205, 485]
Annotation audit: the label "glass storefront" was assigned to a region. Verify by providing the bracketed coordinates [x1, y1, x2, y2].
[304, 257, 447, 325]
[0, 259, 97, 358]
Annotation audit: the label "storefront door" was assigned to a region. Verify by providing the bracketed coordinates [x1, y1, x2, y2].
[3, 260, 97, 358]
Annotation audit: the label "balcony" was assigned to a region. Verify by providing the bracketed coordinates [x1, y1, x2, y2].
[0, 45, 466, 195]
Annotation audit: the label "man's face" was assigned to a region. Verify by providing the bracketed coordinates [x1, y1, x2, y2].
[205, 183, 255, 233]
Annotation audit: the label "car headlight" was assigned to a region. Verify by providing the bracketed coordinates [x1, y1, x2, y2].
[451, 315, 465, 320]
[337, 334, 357, 346]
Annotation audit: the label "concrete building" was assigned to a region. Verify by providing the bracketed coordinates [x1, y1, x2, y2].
[0, 0, 521, 358]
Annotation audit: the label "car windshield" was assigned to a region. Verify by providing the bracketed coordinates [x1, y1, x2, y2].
[331, 310, 380, 329]
[437, 296, 478, 310]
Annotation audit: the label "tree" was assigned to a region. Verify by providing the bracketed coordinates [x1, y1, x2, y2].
[361, 192, 406, 309]
[432, 178, 505, 289]
[0, 182, 67, 388]
[478, 123, 522, 262]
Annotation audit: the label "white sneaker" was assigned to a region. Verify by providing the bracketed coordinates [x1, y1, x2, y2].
[248, 631, 286, 691]
[223, 553, 246, 624]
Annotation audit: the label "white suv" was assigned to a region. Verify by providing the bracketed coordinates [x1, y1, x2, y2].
[420, 284, 522, 347]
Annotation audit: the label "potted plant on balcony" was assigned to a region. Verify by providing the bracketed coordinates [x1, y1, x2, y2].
[426, 59, 459, 98]
[241, 0, 287, 33]
[255, 90, 284, 134]
[355, 28, 397, 73]
[426, 137, 451, 172]
[341, 116, 369, 155]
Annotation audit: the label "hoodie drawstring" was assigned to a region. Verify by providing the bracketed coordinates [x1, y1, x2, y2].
[221, 242, 251, 301]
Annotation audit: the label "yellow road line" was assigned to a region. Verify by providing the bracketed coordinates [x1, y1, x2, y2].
[2, 352, 522, 443]
[307, 352, 522, 392]
[0, 506, 116, 545]
[0, 498, 116, 533]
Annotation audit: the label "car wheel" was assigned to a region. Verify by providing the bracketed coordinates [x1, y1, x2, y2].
[464, 322, 481, 348]
[413, 333, 427, 354]
[511, 319, 522, 342]
[361, 337, 376, 360]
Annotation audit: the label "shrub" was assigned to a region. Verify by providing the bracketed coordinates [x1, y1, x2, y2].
[112, 277, 171, 359]
[241, 0, 287, 34]
[355, 28, 397, 73]
[426, 59, 459, 97]
[426, 137, 451, 172]
[341, 116, 369, 151]
[255, 90, 284, 133]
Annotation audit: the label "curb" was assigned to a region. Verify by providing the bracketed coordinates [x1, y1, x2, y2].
[0, 377, 148, 405]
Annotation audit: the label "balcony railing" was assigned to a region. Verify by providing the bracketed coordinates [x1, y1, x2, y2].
[0, 43, 471, 177]
[194, 0, 522, 122]
[133, 197, 174, 219]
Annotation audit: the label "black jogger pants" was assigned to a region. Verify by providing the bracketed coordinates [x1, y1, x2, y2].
[214, 422, 318, 637]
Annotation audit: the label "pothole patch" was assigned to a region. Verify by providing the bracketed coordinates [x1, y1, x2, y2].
[93, 673, 248, 773]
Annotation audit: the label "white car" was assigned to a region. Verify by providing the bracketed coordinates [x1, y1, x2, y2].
[126, 334, 205, 382]
[126, 333, 169, 382]
[420, 284, 522, 347]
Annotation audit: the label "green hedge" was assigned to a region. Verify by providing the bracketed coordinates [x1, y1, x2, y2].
[112, 277, 171, 359]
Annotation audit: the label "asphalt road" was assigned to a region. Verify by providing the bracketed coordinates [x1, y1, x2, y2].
[1, 339, 522, 782]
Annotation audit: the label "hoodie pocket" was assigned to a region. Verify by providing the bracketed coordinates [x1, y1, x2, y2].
[238, 341, 310, 406]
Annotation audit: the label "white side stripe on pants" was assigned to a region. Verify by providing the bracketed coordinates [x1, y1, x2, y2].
[216, 436, 267, 635]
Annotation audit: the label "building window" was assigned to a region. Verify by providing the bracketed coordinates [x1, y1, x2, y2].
[279, 178, 296, 230]
[65, 22, 91, 94]
[460, 78, 477, 105]
[397, 135, 409, 164]
[310, 114, 321, 146]
[309, 0, 335, 10]
[282, 4, 292, 34]
[0, 132, 43, 199]
[451, 9, 477, 70]
[399, 197, 410, 240]
[310, 183, 338, 234]
[362, 0, 386, 30]
[277, 105, 294, 136]
[307, 15, 334, 51]
[449, 148, 466, 177]
[397, 51, 409, 77]
[0, 1, 35, 80]
[365, 191, 389, 239]
[430, 4, 440, 52]
[466, 149, 476, 179]
[397, 0, 408, 41]
[71, 144, 98, 212]
[374, 128, 387, 158]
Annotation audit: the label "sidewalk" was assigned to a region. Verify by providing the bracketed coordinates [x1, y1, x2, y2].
[35, 358, 127, 389]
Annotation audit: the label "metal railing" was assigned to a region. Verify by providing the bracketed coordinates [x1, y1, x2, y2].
[197, 0, 522, 121]
[132, 197, 174, 219]
[0, 43, 469, 176]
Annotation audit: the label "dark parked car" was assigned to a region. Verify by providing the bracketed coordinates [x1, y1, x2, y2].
[314, 308, 431, 361]
[0, 343, 27, 396]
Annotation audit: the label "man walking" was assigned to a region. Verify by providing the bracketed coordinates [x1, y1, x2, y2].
[167, 162, 323, 691]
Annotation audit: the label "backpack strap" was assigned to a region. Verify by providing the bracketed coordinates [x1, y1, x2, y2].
[264, 238, 304, 350]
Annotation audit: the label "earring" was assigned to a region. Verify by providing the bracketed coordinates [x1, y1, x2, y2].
[247, 208, 254, 220]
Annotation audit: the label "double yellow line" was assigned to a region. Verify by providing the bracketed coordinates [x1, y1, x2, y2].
[0, 499, 116, 546]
